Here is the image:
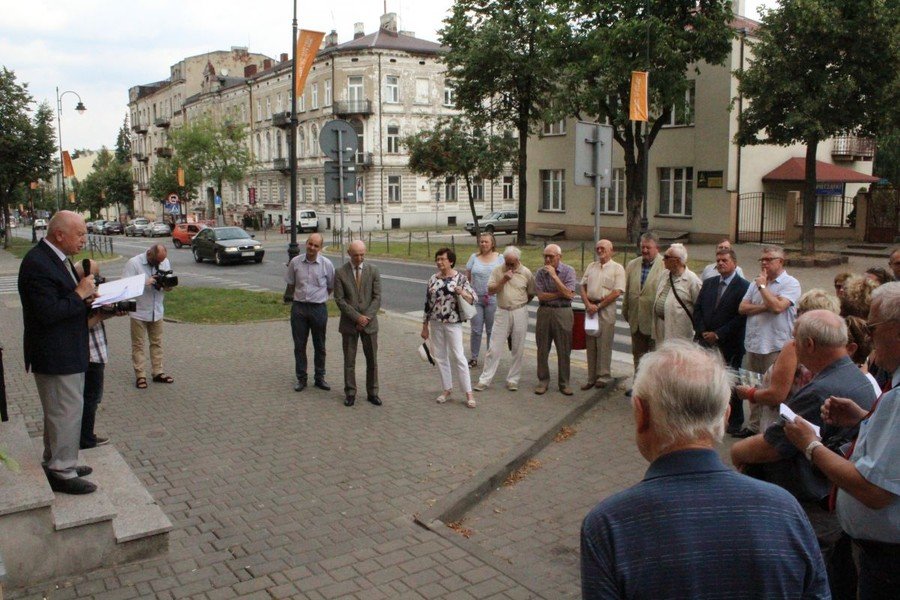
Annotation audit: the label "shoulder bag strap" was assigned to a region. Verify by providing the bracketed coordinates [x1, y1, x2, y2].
[670, 271, 693, 320]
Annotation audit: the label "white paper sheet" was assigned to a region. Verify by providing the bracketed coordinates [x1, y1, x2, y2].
[779, 404, 821, 438]
[91, 274, 146, 308]
[584, 311, 600, 332]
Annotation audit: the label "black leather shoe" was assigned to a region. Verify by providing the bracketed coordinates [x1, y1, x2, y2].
[48, 476, 97, 495]
[314, 380, 331, 391]
[76, 466, 93, 477]
[344, 396, 356, 407]
[367, 395, 382, 406]
[294, 380, 307, 392]
[95, 436, 110, 446]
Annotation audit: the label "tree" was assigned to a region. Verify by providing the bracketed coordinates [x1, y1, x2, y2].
[0, 68, 56, 247]
[148, 157, 202, 209]
[114, 115, 132, 165]
[168, 117, 252, 219]
[873, 130, 900, 187]
[736, 0, 898, 255]
[404, 116, 517, 234]
[71, 148, 134, 219]
[440, 0, 565, 245]
[557, 0, 734, 244]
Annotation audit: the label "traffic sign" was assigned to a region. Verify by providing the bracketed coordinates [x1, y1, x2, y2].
[319, 120, 358, 159]
[574, 121, 613, 188]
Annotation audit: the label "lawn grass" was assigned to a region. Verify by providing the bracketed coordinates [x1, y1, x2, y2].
[165, 287, 340, 324]
[3, 236, 120, 264]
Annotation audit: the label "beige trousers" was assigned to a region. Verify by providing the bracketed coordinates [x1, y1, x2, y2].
[130, 318, 164, 379]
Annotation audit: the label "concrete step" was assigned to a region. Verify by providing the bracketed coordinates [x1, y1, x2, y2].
[0, 416, 54, 518]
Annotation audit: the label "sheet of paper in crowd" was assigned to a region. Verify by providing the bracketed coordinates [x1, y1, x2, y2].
[779, 404, 821, 438]
[584, 312, 600, 332]
[91, 274, 146, 308]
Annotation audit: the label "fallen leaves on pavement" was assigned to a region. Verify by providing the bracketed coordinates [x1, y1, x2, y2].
[554, 426, 577, 442]
[503, 458, 543, 487]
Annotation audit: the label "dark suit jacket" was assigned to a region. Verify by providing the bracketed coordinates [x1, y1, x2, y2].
[692, 273, 750, 366]
[333, 261, 381, 335]
[18, 240, 89, 374]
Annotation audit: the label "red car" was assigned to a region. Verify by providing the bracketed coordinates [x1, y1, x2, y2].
[172, 223, 204, 248]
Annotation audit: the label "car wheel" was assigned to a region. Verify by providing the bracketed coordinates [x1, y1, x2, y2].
[193, 247, 203, 263]
[484, 225, 495, 233]
[215, 250, 225, 265]
[254, 256, 263, 263]
[173, 239, 183, 249]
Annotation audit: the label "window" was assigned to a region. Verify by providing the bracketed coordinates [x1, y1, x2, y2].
[255, 134, 262, 160]
[298, 128, 306, 157]
[311, 84, 318, 109]
[415, 78, 429, 104]
[502, 176, 514, 199]
[471, 178, 483, 201]
[298, 93, 305, 112]
[540, 170, 565, 211]
[385, 75, 400, 103]
[443, 80, 456, 107]
[658, 167, 693, 216]
[444, 177, 457, 202]
[601, 168, 625, 214]
[276, 93, 283, 113]
[310, 124, 318, 156]
[542, 119, 566, 135]
[324, 79, 332, 106]
[265, 97, 271, 118]
[313, 177, 320, 203]
[276, 131, 283, 159]
[386, 124, 400, 153]
[348, 76, 364, 102]
[241, 104, 247, 123]
[265, 131, 271, 161]
[664, 81, 695, 126]
[388, 176, 402, 203]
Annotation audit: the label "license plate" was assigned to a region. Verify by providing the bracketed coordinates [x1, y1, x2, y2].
[241, 251, 254, 257]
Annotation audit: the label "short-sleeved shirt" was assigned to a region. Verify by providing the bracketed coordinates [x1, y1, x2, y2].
[424, 272, 475, 323]
[837, 368, 900, 543]
[488, 264, 534, 309]
[534, 262, 577, 306]
[285, 253, 335, 303]
[123, 252, 173, 322]
[581, 260, 625, 324]
[742, 270, 801, 355]
[466, 253, 504, 302]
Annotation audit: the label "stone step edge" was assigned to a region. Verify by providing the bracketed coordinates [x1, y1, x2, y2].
[0, 416, 54, 518]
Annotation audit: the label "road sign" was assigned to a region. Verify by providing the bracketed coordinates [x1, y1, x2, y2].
[324, 171, 357, 204]
[165, 193, 180, 214]
[319, 120, 358, 159]
[574, 121, 613, 188]
[214, 195, 222, 207]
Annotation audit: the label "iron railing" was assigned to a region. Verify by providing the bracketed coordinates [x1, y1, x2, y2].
[736, 192, 787, 244]
[794, 195, 855, 228]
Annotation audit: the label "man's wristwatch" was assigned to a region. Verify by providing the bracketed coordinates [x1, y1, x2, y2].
[759, 283, 767, 290]
[804, 440, 824, 462]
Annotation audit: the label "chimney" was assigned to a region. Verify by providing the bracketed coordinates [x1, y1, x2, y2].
[379, 12, 397, 33]
[325, 30, 339, 47]
[280, 52, 288, 62]
[263, 58, 272, 70]
[244, 64, 257, 77]
[354, 22, 365, 39]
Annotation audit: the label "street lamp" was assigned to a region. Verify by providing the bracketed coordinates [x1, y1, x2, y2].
[288, 0, 300, 260]
[56, 87, 87, 212]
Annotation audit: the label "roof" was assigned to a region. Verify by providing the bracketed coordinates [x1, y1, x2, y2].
[320, 29, 444, 56]
[762, 158, 879, 183]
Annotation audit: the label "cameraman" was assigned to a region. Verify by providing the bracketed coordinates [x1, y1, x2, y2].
[123, 244, 175, 389]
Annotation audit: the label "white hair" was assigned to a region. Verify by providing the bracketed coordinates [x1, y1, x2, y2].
[872, 281, 900, 322]
[761, 245, 785, 258]
[667, 243, 688, 265]
[633, 339, 733, 449]
[502, 245, 521, 260]
[795, 310, 848, 348]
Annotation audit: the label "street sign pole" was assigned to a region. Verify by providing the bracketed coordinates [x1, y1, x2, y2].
[574, 121, 613, 242]
[337, 128, 345, 264]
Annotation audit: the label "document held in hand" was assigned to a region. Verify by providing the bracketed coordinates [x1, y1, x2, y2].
[584, 311, 600, 332]
[91, 274, 146, 308]
[779, 404, 821, 438]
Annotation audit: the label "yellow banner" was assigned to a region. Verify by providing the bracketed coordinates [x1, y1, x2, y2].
[295, 29, 325, 96]
[62, 151, 75, 178]
[177, 167, 185, 187]
[630, 71, 649, 122]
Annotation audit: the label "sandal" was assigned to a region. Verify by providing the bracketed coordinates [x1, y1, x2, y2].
[466, 398, 477, 409]
[152, 373, 175, 384]
[468, 359, 478, 368]
[135, 377, 148, 389]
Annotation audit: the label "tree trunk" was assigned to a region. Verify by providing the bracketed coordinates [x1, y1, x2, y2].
[464, 175, 480, 237]
[515, 114, 529, 246]
[801, 140, 818, 256]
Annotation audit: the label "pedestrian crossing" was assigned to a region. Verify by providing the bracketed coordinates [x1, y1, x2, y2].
[0, 275, 17, 295]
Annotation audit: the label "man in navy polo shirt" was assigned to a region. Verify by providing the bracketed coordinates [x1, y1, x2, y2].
[581, 340, 828, 599]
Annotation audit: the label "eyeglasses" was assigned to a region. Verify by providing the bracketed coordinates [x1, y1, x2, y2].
[543, 254, 557, 259]
[663, 254, 677, 259]
[758, 257, 782, 263]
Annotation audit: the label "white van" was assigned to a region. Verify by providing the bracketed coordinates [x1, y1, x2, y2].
[295, 209, 319, 233]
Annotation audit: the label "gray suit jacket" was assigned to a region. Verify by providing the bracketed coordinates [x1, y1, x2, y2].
[333, 261, 381, 335]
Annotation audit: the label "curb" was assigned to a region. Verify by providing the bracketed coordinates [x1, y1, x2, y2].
[413, 378, 625, 599]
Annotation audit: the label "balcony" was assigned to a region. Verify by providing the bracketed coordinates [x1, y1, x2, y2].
[273, 158, 290, 173]
[154, 116, 171, 128]
[155, 147, 173, 158]
[832, 135, 875, 161]
[137, 183, 149, 191]
[272, 112, 291, 129]
[132, 122, 148, 134]
[356, 152, 374, 168]
[132, 152, 148, 162]
[333, 99, 372, 117]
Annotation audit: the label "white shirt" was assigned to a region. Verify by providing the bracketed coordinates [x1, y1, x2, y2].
[123, 252, 172, 322]
[741, 271, 801, 355]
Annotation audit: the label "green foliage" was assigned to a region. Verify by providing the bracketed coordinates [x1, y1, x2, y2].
[148, 157, 202, 204]
[115, 115, 132, 165]
[72, 148, 134, 218]
[874, 131, 900, 186]
[165, 288, 339, 323]
[440, 0, 566, 244]
[404, 116, 516, 233]
[557, 0, 734, 243]
[736, 0, 899, 254]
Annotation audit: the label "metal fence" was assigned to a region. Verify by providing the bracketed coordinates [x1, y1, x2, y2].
[794, 195, 855, 228]
[736, 192, 787, 244]
[86, 234, 115, 258]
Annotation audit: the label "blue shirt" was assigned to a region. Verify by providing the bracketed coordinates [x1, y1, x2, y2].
[581, 449, 829, 600]
[741, 270, 802, 354]
[534, 262, 577, 306]
[285, 253, 334, 303]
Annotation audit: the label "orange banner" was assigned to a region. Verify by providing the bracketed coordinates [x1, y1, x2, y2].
[177, 167, 185, 187]
[295, 29, 325, 96]
[62, 151, 75, 178]
[630, 71, 649, 122]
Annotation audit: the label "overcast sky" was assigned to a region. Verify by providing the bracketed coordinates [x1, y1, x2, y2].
[1, 0, 768, 152]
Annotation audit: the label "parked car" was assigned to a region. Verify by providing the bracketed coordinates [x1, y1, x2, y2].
[143, 221, 172, 237]
[191, 226, 264, 265]
[91, 220, 108, 234]
[465, 210, 518, 235]
[125, 218, 150, 236]
[293, 209, 319, 233]
[33, 218, 48, 230]
[172, 222, 204, 248]
[103, 221, 124, 235]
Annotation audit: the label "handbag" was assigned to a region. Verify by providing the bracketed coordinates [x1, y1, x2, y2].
[454, 274, 477, 321]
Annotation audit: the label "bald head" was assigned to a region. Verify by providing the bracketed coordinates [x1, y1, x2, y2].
[306, 234, 323, 260]
[147, 244, 168, 266]
[596, 239, 613, 263]
[348, 240, 366, 267]
[46, 210, 87, 256]
[545, 244, 562, 256]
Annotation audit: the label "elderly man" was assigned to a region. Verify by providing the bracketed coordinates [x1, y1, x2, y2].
[622, 233, 665, 395]
[284, 233, 335, 392]
[534, 244, 577, 395]
[786, 283, 900, 600]
[473, 246, 535, 392]
[651, 243, 701, 343]
[18, 211, 98, 494]
[332, 241, 381, 407]
[737, 245, 801, 436]
[700, 238, 745, 280]
[693, 248, 750, 434]
[579, 240, 625, 390]
[581, 340, 828, 599]
[123, 244, 175, 389]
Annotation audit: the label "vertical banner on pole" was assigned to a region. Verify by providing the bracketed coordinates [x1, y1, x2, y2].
[629, 71, 649, 122]
[295, 30, 326, 96]
[62, 151, 75, 178]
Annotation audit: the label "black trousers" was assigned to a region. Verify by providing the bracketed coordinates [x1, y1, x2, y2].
[291, 301, 328, 382]
[81, 361, 104, 449]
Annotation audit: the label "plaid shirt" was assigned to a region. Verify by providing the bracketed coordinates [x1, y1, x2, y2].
[88, 321, 108, 364]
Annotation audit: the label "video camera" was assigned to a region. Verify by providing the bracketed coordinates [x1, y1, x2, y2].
[98, 299, 138, 314]
[152, 269, 179, 290]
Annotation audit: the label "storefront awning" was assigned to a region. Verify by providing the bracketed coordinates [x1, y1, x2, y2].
[762, 157, 879, 183]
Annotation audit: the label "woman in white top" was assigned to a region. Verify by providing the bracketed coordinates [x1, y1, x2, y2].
[465, 233, 504, 367]
[652, 243, 701, 343]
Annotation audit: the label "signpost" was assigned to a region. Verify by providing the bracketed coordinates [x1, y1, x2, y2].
[574, 121, 614, 242]
[319, 119, 358, 260]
